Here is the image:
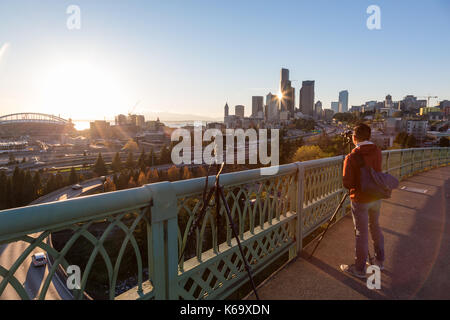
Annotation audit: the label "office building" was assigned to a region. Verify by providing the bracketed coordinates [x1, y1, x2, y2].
[251, 96, 263, 118]
[339, 90, 349, 113]
[235, 105, 245, 118]
[266, 93, 279, 121]
[280, 68, 295, 117]
[224, 102, 229, 118]
[300, 81, 315, 116]
[331, 102, 339, 113]
[406, 120, 428, 142]
[314, 101, 322, 118]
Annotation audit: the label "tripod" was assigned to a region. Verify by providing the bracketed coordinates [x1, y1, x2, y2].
[178, 163, 260, 300]
[309, 132, 373, 265]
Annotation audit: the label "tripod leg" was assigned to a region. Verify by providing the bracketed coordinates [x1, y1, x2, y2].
[218, 187, 260, 300]
[178, 187, 216, 264]
[309, 193, 349, 259]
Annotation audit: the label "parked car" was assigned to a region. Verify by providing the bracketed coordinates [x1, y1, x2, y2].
[32, 252, 47, 267]
[71, 184, 82, 190]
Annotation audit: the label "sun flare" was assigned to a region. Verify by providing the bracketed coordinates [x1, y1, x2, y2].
[37, 60, 129, 120]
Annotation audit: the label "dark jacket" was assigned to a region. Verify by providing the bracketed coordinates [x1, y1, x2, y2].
[343, 143, 382, 203]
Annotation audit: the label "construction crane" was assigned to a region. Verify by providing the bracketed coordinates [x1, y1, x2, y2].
[418, 96, 438, 108]
[128, 100, 142, 116]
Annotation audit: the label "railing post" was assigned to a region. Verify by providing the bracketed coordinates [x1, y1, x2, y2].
[145, 182, 179, 300]
[400, 150, 404, 179]
[421, 149, 425, 171]
[295, 163, 305, 254]
[385, 151, 390, 173]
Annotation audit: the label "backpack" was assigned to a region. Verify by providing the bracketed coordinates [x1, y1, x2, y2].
[355, 153, 399, 200]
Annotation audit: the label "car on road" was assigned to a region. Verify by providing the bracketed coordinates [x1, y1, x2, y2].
[32, 252, 47, 267]
[71, 184, 82, 190]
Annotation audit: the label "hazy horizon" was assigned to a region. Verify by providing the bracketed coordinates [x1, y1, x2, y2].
[1, 0, 449, 120]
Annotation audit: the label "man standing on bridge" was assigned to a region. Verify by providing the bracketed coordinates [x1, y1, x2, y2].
[340, 123, 385, 278]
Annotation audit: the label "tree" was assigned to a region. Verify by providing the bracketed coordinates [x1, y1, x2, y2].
[128, 176, 137, 188]
[196, 166, 207, 178]
[439, 137, 450, 147]
[137, 149, 146, 171]
[55, 173, 64, 190]
[0, 171, 7, 209]
[147, 168, 159, 183]
[125, 151, 134, 169]
[394, 132, 409, 147]
[167, 165, 180, 181]
[333, 113, 356, 123]
[32, 171, 42, 199]
[69, 167, 78, 185]
[93, 153, 108, 176]
[22, 170, 34, 204]
[123, 139, 139, 153]
[104, 177, 116, 192]
[111, 152, 122, 172]
[45, 174, 56, 194]
[159, 146, 171, 165]
[8, 153, 17, 165]
[146, 147, 154, 167]
[11, 166, 24, 207]
[137, 170, 147, 186]
[406, 135, 417, 148]
[292, 145, 330, 162]
[181, 166, 192, 180]
[293, 118, 316, 132]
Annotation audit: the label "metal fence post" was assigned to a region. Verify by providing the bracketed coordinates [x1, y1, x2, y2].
[295, 163, 305, 254]
[385, 151, 390, 173]
[145, 182, 179, 300]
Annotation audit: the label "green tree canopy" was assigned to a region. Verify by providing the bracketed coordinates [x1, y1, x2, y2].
[292, 145, 331, 162]
[111, 152, 122, 172]
[93, 153, 108, 176]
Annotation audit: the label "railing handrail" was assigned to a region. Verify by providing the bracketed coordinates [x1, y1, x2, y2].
[0, 185, 153, 243]
[0, 147, 447, 243]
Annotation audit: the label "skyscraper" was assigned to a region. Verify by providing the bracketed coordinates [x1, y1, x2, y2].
[315, 101, 322, 118]
[331, 102, 339, 113]
[266, 93, 279, 121]
[251, 96, 263, 117]
[280, 68, 295, 117]
[235, 105, 245, 118]
[339, 90, 349, 113]
[300, 81, 315, 116]
[224, 102, 229, 117]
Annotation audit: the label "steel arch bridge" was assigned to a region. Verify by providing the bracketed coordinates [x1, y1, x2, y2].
[0, 113, 69, 125]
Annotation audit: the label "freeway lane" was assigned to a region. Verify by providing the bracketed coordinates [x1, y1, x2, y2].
[0, 178, 104, 300]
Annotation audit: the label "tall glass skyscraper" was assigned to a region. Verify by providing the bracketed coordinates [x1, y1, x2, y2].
[339, 90, 349, 113]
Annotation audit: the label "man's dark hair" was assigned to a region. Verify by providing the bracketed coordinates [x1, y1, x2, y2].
[353, 123, 371, 141]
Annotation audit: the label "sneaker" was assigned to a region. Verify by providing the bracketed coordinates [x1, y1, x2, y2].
[340, 264, 367, 278]
[371, 259, 384, 271]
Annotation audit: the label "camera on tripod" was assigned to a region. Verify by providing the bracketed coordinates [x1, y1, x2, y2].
[340, 130, 353, 143]
[341, 130, 353, 139]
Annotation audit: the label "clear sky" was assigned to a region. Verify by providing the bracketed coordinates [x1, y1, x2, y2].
[0, 0, 449, 121]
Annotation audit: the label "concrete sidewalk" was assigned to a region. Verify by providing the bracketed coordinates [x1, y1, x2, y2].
[246, 166, 450, 300]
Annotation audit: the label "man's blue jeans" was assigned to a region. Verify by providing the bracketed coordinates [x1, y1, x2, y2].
[351, 200, 385, 272]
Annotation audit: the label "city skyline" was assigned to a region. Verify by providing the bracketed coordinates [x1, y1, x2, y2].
[1, 1, 450, 120]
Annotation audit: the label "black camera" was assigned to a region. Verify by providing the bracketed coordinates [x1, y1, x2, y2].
[341, 130, 353, 138]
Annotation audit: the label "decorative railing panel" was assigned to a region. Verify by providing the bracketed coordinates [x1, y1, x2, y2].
[0, 148, 448, 300]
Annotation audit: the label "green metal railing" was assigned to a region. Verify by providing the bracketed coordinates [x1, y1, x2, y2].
[0, 147, 448, 300]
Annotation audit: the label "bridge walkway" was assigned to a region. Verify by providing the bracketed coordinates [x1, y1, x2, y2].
[246, 166, 450, 300]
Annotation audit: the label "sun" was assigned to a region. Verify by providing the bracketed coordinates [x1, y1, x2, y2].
[37, 60, 129, 120]
[277, 91, 283, 100]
